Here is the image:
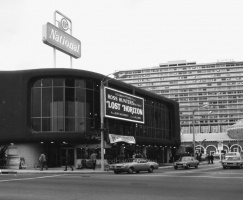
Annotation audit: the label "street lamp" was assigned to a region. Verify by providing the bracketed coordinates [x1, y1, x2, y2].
[200, 139, 206, 153]
[192, 104, 209, 157]
[100, 73, 115, 171]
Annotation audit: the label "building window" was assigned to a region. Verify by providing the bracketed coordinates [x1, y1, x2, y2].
[31, 78, 99, 132]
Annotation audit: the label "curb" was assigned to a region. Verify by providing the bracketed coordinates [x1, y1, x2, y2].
[0, 170, 17, 174]
[0, 169, 112, 175]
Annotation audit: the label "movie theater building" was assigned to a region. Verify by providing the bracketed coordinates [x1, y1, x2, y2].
[0, 68, 180, 169]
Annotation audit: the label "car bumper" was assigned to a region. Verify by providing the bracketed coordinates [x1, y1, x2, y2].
[174, 164, 188, 168]
[109, 166, 127, 172]
[222, 162, 242, 167]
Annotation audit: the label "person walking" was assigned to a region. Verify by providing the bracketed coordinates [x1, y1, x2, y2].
[210, 153, 214, 164]
[199, 153, 202, 162]
[207, 154, 210, 164]
[64, 152, 74, 171]
[90, 151, 97, 170]
[39, 152, 48, 171]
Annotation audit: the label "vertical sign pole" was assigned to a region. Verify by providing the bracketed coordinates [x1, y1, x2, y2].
[53, 10, 73, 68]
[100, 81, 105, 171]
[70, 20, 72, 68]
[70, 56, 72, 69]
[193, 110, 195, 157]
[53, 11, 56, 68]
[53, 49, 56, 68]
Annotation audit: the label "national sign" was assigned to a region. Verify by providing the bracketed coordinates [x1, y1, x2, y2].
[42, 22, 81, 58]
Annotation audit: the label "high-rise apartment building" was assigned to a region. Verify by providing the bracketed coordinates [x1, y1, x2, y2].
[115, 60, 243, 135]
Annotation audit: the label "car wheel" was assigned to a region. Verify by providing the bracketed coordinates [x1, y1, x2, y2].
[174, 166, 178, 170]
[148, 167, 154, 173]
[223, 166, 226, 169]
[114, 170, 120, 174]
[127, 168, 134, 174]
[135, 171, 140, 173]
[185, 165, 189, 169]
[195, 164, 198, 169]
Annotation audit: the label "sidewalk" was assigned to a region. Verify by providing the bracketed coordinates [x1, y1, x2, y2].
[1, 164, 176, 174]
[0, 167, 112, 174]
[0, 160, 222, 174]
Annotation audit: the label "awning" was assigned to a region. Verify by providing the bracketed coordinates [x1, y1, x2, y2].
[109, 134, 136, 144]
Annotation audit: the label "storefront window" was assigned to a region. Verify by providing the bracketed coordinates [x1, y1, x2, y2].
[32, 88, 41, 117]
[106, 99, 172, 140]
[31, 78, 99, 132]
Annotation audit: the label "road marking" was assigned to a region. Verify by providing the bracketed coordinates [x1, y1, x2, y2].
[219, 172, 243, 175]
[163, 166, 222, 174]
[130, 173, 243, 179]
[187, 166, 222, 172]
[0, 175, 64, 182]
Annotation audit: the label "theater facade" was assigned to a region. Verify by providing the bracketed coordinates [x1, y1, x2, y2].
[0, 68, 180, 169]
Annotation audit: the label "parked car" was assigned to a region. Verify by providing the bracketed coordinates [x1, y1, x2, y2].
[222, 152, 243, 169]
[174, 156, 199, 169]
[109, 158, 159, 174]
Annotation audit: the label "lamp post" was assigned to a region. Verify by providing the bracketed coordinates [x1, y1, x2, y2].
[200, 139, 206, 153]
[192, 104, 209, 157]
[100, 73, 115, 171]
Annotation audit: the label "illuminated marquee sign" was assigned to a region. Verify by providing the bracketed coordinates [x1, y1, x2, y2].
[104, 87, 144, 124]
[42, 22, 81, 58]
[109, 134, 136, 144]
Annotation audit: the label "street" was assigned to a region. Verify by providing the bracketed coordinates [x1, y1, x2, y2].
[0, 163, 243, 200]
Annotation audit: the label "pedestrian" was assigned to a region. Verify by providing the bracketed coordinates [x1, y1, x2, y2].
[199, 153, 202, 162]
[64, 152, 74, 171]
[207, 154, 210, 164]
[210, 153, 214, 164]
[90, 151, 97, 170]
[39, 152, 48, 171]
[169, 153, 173, 163]
[120, 153, 125, 162]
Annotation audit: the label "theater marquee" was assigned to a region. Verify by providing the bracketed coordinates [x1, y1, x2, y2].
[104, 87, 144, 124]
[109, 134, 136, 144]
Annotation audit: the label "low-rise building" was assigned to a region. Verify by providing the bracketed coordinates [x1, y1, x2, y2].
[0, 68, 180, 169]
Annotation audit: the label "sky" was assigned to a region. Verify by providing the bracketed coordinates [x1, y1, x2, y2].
[1, 0, 243, 76]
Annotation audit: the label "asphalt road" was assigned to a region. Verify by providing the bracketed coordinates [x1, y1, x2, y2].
[0, 163, 243, 200]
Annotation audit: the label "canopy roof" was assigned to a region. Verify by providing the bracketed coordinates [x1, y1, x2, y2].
[181, 132, 235, 143]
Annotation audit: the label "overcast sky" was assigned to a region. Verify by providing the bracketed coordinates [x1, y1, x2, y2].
[0, 0, 243, 76]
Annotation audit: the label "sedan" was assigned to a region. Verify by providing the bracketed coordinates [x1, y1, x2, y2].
[222, 157, 243, 169]
[174, 156, 199, 169]
[109, 158, 159, 174]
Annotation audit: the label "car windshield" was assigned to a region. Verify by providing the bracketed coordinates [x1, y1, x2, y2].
[225, 157, 240, 161]
[179, 157, 192, 162]
[133, 159, 148, 163]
